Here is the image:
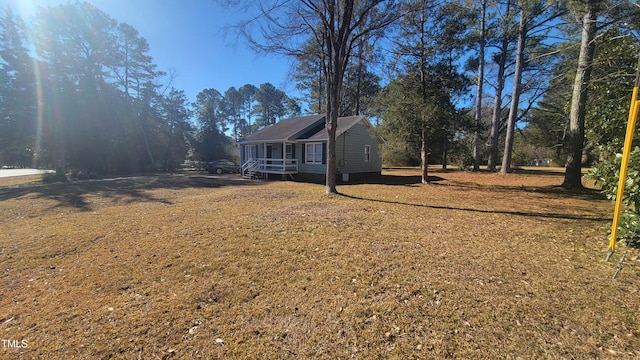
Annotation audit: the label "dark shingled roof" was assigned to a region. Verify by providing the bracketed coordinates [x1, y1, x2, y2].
[305, 116, 369, 141]
[240, 114, 325, 143]
[238, 114, 372, 143]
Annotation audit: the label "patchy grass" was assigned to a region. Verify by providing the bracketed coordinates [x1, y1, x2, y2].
[0, 175, 44, 188]
[0, 169, 638, 359]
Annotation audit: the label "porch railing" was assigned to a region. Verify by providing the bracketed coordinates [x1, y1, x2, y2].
[241, 158, 260, 178]
[242, 158, 298, 175]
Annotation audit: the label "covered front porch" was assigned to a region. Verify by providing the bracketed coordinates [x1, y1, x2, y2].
[241, 142, 298, 179]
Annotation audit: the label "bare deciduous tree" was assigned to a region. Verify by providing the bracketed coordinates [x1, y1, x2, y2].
[230, 0, 401, 194]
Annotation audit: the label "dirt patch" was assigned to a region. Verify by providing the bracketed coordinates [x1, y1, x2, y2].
[0, 168, 638, 359]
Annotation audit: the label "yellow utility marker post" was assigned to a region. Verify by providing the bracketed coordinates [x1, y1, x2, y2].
[606, 56, 640, 262]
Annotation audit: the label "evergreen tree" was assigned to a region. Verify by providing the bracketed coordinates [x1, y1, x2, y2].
[562, 0, 638, 188]
[386, 0, 470, 181]
[160, 88, 192, 171]
[238, 84, 257, 136]
[253, 82, 287, 127]
[499, 0, 567, 173]
[340, 55, 381, 116]
[0, 6, 36, 167]
[486, 0, 517, 171]
[192, 88, 228, 161]
[33, 1, 119, 174]
[294, 40, 325, 114]
[377, 64, 463, 175]
[223, 86, 243, 142]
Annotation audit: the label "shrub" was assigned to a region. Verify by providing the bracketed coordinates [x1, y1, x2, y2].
[589, 147, 640, 246]
[381, 142, 420, 167]
[43, 171, 68, 183]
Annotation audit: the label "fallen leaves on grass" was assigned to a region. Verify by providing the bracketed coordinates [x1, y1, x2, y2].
[0, 169, 638, 359]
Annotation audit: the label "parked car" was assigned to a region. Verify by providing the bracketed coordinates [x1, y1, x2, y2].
[205, 159, 240, 174]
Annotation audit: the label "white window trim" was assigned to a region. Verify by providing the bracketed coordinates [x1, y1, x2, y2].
[245, 145, 257, 160]
[364, 144, 371, 162]
[285, 144, 293, 159]
[306, 142, 323, 164]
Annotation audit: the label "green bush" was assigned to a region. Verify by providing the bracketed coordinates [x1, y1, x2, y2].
[455, 154, 473, 171]
[381, 143, 420, 167]
[589, 147, 640, 246]
[42, 171, 68, 183]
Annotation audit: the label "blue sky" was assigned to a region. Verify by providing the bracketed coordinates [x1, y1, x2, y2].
[1, 0, 296, 104]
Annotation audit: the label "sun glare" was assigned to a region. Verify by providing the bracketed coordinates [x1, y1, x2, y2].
[6, 0, 38, 19]
[9, 0, 53, 168]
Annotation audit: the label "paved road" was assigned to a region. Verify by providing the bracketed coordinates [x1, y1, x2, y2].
[0, 169, 54, 178]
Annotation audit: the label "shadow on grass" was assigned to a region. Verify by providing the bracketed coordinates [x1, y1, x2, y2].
[511, 184, 606, 201]
[511, 168, 566, 176]
[340, 174, 445, 186]
[0, 174, 261, 211]
[338, 190, 610, 222]
[433, 180, 606, 201]
[344, 172, 604, 201]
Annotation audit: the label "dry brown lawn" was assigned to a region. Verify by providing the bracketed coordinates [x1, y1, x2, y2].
[1, 168, 638, 359]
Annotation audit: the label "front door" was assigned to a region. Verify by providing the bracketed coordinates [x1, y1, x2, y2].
[266, 145, 272, 164]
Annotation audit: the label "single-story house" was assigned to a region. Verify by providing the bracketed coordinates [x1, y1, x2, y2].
[238, 114, 381, 183]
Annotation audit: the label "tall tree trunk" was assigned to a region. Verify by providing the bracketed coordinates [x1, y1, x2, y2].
[487, 0, 511, 172]
[500, 7, 526, 174]
[54, 135, 66, 178]
[136, 98, 156, 168]
[325, 42, 340, 194]
[323, 0, 355, 195]
[318, 63, 324, 114]
[563, 1, 596, 189]
[325, 71, 339, 194]
[421, 126, 428, 183]
[135, 117, 155, 168]
[50, 80, 68, 179]
[355, 39, 364, 115]
[442, 138, 448, 170]
[419, 2, 429, 182]
[472, 0, 487, 172]
[163, 116, 175, 172]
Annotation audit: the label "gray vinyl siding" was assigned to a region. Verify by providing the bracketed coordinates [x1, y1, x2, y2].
[337, 123, 382, 174]
[241, 144, 263, 164]
[297, 143, 326, 174]
[242, 121, 381, 177]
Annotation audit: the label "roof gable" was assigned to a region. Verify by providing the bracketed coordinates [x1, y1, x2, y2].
[239, 114, 373, 143]
[305, 116, 372, 141]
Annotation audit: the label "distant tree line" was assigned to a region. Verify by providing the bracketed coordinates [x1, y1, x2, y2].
[286, 0, 639, 189]
[0, 2, 299, 176]
[3, 0, 640, 195]
[1, 2, 186, 175]
[288, 0, 640, 242]
[191, 83, 300, 163]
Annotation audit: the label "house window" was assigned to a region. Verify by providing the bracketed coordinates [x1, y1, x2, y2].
[244, 145, 257, 161]
[306, 143, 323, 164]
[364, 145, 371, 162]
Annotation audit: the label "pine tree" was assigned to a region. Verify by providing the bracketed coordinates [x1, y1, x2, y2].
[0, 6, 36, 167]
